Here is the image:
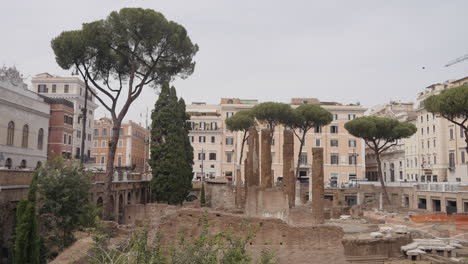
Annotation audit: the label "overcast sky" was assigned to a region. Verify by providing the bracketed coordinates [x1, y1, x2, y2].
[1, 0, 468, 123]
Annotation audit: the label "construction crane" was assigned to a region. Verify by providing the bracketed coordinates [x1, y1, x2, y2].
[445, 53, 468, 67]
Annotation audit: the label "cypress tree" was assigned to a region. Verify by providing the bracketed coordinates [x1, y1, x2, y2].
[150, 83, 194, 204]
[13, 171, 44, 264]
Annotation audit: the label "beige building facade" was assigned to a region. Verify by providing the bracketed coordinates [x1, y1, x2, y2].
[187, 98, 367, 185]
[90, 118, 150, 173]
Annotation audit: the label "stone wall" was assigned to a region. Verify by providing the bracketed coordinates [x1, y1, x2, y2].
[245, 187, 289, 220]
[156, 208, 348, 264]
[206, 183, 236, 210]
[342, 235, 412, 258]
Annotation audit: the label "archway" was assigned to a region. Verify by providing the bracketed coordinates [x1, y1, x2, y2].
[118, 193, 124, 224]
[110, 195, 115, 220]
[127, 192, 132, 205]
[5, 158, 12, 169]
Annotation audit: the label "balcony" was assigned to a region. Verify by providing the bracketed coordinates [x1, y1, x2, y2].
[416, 183, 460, 192]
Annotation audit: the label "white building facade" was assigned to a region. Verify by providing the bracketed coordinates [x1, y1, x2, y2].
[0, 67, 49, 169]
[31, 73, 98, 160]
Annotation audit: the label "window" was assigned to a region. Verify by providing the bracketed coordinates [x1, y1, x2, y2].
[450, 128, 454, 139]
[117, 156, 122, 166]
[88, 134, 91, 141]
[434, 155, 437, 164]
[331, 153, 339, 165]
[315, 139, 321, 147]
[226, 152, 233, 163]
[349, 154, 357, 165]
[421, 141, 424, 149]
[64, 134, 67, 144]
[271, 136, 275, 146]
[227, 99, 233, 104]
[210, 122, 217, 130]
[198, 152, 206, 160]
[68, 135, 72, 145]
[462, 151, 466, 164]
[64, 115, 73, 125]
[118, 139, 123, 147]
[101, 140, 106, 147]
[348, 114, 356, 120]
[426, 127, 429, 134]
[420, 116, 423, 123]
[225, 137, 233, 145]
[64, 84, 69, 93]
[22, 124, 29, 148]
[348, 139, 357, 147]
[421, 128, 424, 135]
[427, 140, 430, 149]
[426, 114, 429, 121]
[7, 121, 14, 145]
[93, 140, 98, 147]
[37, 128, 44, 150]
[76, 130, 81, 138]
[191, 136, 194, 143]
[199, 136, 206, 143]
[101, 156, 105, 164]
[199, 122, 205, 130]
[349, 173, 357, 181]
[38, 84, 48, 93]
[94, 129, 99, 136]
[433, 139, 436, 148]
[330, 125, 338, 134]
[119, 128, 124, 135]
[333, 114, 338, 120]
[461, 127, 465, 138]
[211, 136, 215, 143]
[299, 153, 307, 164]
[80, 88, 82, 96]
[330, 139, 339, 147]
[102, 128, 107, 136]
[20, 160, 26, 168]
[449, 152, 455, 168]
[433, 125, 436, 133]
[5, 158, 12, 169]
[52, 84, 56, 93]
[314, 126, 322, 133]
[226, 112, 234, 118]
[209, 153, 216, 160]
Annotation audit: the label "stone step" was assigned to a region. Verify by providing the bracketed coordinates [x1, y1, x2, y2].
[346, 255, 387, 263]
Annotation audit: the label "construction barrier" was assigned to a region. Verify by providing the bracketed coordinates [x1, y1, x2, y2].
[410, 214, 468, 223]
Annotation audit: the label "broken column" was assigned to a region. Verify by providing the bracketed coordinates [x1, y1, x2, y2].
[235, 167, 242, 208]
[283, 129, 295, 208]
[260, 129, 272, 188]
[312, 147, 325, 224]
[247, 127, 259, 187]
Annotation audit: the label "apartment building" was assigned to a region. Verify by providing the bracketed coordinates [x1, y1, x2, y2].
[40, 97, 74, 160]
[187, 98, 367, 185]
[415, 77, 468, 182]
[31, 73, 98, 160]
[90, 117, 149, 173]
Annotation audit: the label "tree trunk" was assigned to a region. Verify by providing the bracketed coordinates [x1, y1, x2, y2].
[80, 81, 89, 164]
[464, 127, 468, 154]
[375, 150, 391, 206]
[295, 131, 306, 179]
[102, 120, 122, 220]
[239, 130, 248, 166]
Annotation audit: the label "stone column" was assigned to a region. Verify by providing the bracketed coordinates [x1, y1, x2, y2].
[312, 147, 325, 224]
[260, 129, 272, 188]
[283, 129, 295, 208]
[235, 167, 242, 208]
[247, 127, 260, 187]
